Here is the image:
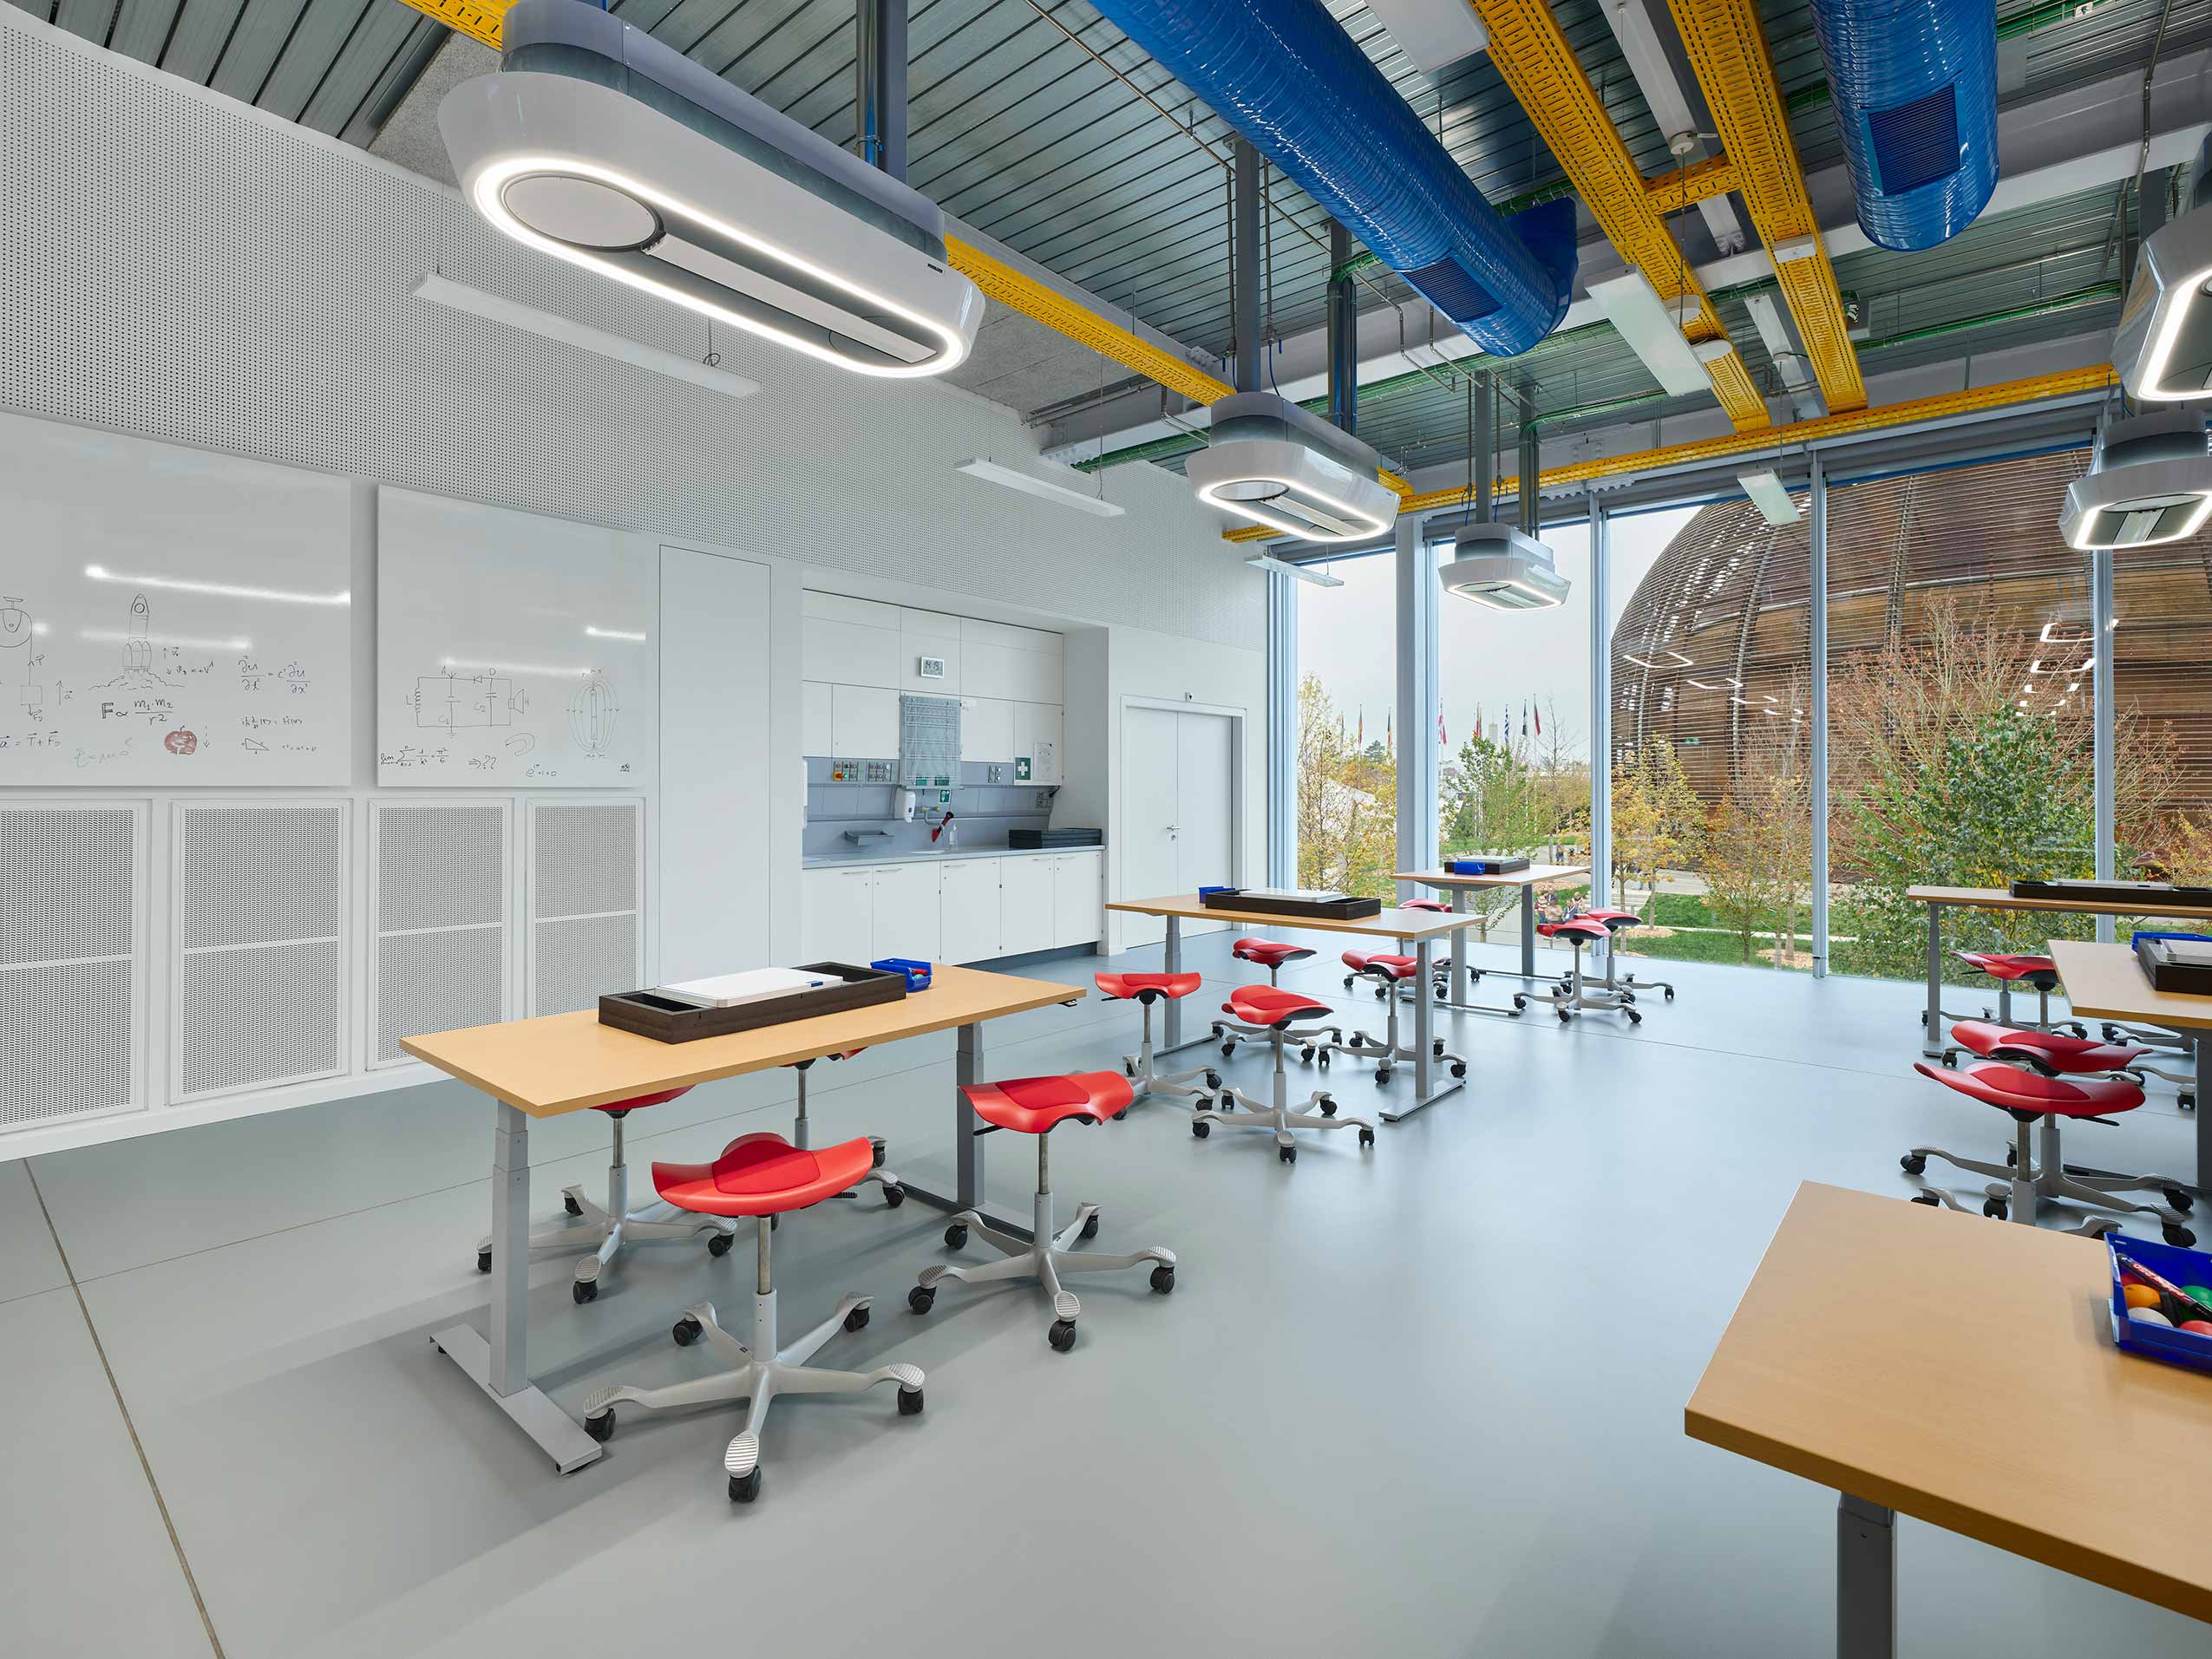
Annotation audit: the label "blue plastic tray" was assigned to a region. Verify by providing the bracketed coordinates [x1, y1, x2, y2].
[2106, 1233, 2212, 1375]
[870, 957, 933, 992]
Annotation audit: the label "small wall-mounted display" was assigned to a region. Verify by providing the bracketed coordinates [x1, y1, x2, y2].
[917, 655, 947, 680]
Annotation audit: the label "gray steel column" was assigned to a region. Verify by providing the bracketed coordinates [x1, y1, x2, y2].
[1266, 570, 1298, 886]
[1474, 372, 1494, 519]
[1234, 138, 1260, 393]
[1396, 511, 1439, 893]
[1327, 221, 1357, 434]
[1587, 491, 1612, 899]
[2093, 543, 2116, 942]
[854, 0, 908, 180]
[1810, 451, 1830, 976]
[1518, 415, 1540, 535]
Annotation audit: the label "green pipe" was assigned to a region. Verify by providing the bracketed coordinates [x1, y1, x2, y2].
[1854, 282, 2120, 350]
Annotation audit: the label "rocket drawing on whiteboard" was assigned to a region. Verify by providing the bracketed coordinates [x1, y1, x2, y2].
[99, 591, 173, 689]
[569, 669, 618, 758]
[0, 596, 39, 711]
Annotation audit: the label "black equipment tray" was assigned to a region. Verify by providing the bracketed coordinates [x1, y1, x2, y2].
[1009, 828, 1103, 848]
[2009, 878, 2212, 909]
[1198, 889, 1383, 921]
[1447, 855, 1531, 875]
[2137, 936, 2212, 996]
[599, 962, 907, 1043]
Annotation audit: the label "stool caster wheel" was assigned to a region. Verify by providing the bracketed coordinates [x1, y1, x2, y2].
[1983, 1198, 2008, 1221]
[1204, 1070, 1221, 1089]
[843, 1303, 870, 1333]
[562, 1191, 583, 1218]
[1450, 1061, 1467, 1079]
[1149, 1264, 1175, 1294]
[1342, 976, 1354, 990]
[943, 1222, 969, 1251]
[2183, 1094, 2197, 1113]
[1317, 1049, 1331, 1069]
[2004, 1146, 2017, 1168]
[1433, 983, 1446, 1001]
[870, 1139, 887, 1168]
[1910, 1192, 1940, 1207]
[1318, 1095, 1337, 1117]
[585, 1409, 613, 1443]
[1210, 1022, 1223, 1039]
[1626, 1010, 1642, 1026]
[1664, 988, 1676, 1001]
[1080, 1212, 1100, 1240]
[883, 1183, 906, 1208]
[1373, 985, 1387, 1001]
[1278, 1143, 1297, 1166]
[475, 1248, 492, 1274]
[1557, 1009, 1571, 1023]
[1048, 1318, 1077, 1353]
[897, 1385, 924, 1416]
[1940, 1051, 1958, 1068]
[707, 1231, 734, 1257]
[1358, 1127, 1375, 1149]
[572, 1278, 599, 1305]
[1221, 1042, 1236, 1060]
[1513, 995, 1527, 1010]
[1901, 1154, 1926, 1176]
[1191, 1119, 1210, 1139]
[1374, 1068, 1391, 1086]
[2165, 1187, 2194, 1214]
[2165, 1224, 2198, 1248]
[1299, 1046, 1315, 1064]
[729, 1468, 762, 1504]
[673, 1315, 703, 1346]
[907, 1285, 936, 1315]
[1122, 1057, 1137, 1077]
[1430, 1039, 1445, 1057]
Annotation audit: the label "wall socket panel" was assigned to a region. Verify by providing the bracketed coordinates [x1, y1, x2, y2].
[1033, 791, 1052, 808]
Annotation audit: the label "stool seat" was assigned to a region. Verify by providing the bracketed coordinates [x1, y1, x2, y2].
[1234, 937, 1313, 968]
[1094, 971, 1203, 1002]
[1224, 985, 1333, 1026]
[1539, 918, 1612, 943]
[1911, 1060, 2143, 1119]
[1956, 950, 2058, 987]
[1950, 1021, 2148, 1074]
[1581, 908, 1643, 930]
[1341, 950, 1417, 977]
[1399, 898, 1450, 913]
[963, 1071, 1134, 1135]
[592, 1085, 692, 1116]
[652, 1131, 876, 1217]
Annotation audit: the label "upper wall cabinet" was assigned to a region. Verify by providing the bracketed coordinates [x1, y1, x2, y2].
[801, 591, 900, 690]
[958, 616, 1062, 706]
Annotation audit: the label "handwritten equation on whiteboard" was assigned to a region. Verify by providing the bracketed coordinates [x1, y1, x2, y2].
[0, 411, 353, 786]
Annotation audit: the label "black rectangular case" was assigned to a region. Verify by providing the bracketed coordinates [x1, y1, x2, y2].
[598, 962, 907, 1043]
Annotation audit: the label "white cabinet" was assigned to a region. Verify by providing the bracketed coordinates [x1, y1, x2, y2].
[964, 642, 1062, 705]
[900, 608, 962, 694]
[959, 696, 1012, 763]
[1051, 851, 1102, 947]
[939, 859, 1001, 963]
[830, 684, 900, 758]
[1013, 702, 1063, 784]
[803, 616, 900, 689]
[802, 681, 834, 756]
[802, 867, 875, 964]
[998, 854, 1057, 957]
[868, 862, 940, 964]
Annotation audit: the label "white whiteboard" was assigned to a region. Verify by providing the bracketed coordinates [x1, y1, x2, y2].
[376, 489, 657, 787]
[0, 412, 352, 786]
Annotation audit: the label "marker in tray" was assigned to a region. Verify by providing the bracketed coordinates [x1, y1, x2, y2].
[2111, 1243, 2212, 1323]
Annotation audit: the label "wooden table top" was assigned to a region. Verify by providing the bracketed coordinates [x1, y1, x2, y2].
[1908, 884, 2212, 918]
[1687, 1182, 2212, 1624]
[400, 963, 1086, 1117]
[1105, 892, 1487, 939]
[1395, 863, 1589, 890]
[2050, 940, 2212, 1032]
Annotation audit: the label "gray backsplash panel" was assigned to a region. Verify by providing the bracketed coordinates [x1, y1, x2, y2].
[802, 756, 1069, 857]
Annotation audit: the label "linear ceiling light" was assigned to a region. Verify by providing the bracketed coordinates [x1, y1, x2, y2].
[415, 274, 759, 401]
[1587, 270, 1714, 397]
[956, 459, 1126, 519]
[1738, 468, 1803, 525]
[1624, 649, 1694, 669]
[1245, 552, 1345, 587]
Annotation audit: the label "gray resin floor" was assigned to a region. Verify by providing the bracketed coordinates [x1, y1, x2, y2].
[6, 930, 2209, 1658]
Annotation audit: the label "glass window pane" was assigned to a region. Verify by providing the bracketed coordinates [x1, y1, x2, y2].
[2115, 513, 2212, 926]
[1436, 523, 1593, 948]
[1823, 450, 2096, 979]
[1609, 499, 1815, 973]
[1293, 552, 1397, 898]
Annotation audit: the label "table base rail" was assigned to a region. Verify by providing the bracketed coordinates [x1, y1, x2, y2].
[431, 1323, 604, 1473]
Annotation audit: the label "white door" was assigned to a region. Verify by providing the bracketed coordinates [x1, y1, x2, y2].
[1120, 704, 1184, 949]
[1172, 711, 1234, 937]
[869, 862, 941, 964]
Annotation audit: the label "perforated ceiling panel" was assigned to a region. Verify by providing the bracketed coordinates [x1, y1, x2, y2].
[0, 804, 142, 1127]
[174, 802, 347, 1099]
[0, 10, 1260, 655]
[529, 799, 641, 1016]
[370, 800, 509, 1066]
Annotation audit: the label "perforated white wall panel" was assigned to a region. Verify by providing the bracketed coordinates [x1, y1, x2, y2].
[370, 800, 509, 1066]
[0, 804, 142, 1127]
[0, 10, 1261, 655]
[173, 801, 347, 1099]
[528, 800, 640, 1016]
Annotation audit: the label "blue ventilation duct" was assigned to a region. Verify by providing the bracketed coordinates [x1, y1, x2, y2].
[1805, 0, 1997, 251]
[1086, 0, 1574, 357]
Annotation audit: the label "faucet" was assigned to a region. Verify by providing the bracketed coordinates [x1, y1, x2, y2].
[931, 809, 957, 846]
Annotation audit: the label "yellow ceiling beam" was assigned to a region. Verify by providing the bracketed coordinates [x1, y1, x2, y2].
[396, 0, 508, 49]
[1644, 153, 1737, 215]
[1665, 0, 1867, 412]
[1465, 0, 1768, 434]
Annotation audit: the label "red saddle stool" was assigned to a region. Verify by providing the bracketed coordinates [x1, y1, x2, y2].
[1220, 938, 1320, 1058]
[784, 1048, 901, 1208]
[474, 1085, 738, 1303]
[1904, 1035, 2194, 1242]
[909, 1072, 1175, 1351]
[1535, 918, 1639, 1025]
[1953, 950, 2074, 1035]
[1338, 950, 1463, 1084]
[1096, 971, 1216, 1107]
[582, 1131, 926, 1502]
[1200, 985, 1375, 1163]
[1578, 908, 1675, 1003]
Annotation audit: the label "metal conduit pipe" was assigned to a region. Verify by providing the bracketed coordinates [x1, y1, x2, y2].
[1328, 220, 1358, 435]
[1234, 138, 1261, 395]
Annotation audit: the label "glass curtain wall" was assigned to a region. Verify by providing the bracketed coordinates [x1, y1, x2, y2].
[1293, 551, 1398, 898]
[1607, 496, 1816, 972]
[1434, 522, 1594, 950]
[2113, 512, 2212, 927]
[1823, 449, 2097, 981]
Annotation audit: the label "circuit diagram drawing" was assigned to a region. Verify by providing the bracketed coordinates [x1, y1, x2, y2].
[413, 671, 525, 730]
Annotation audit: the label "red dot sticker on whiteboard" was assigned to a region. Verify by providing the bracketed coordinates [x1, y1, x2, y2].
[165, 729, 198, 755]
